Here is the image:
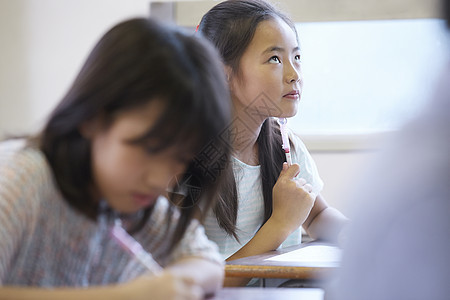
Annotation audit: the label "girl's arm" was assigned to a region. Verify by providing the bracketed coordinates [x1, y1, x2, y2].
[224, 163, 315, 286]
[302, 194, 350, 244]
[222, 165, 349, 287]
[0, 267, 213, 300]
[223, 216, 297, 286]
[165, 256, 224, 296]
[0, 285, 125, 300]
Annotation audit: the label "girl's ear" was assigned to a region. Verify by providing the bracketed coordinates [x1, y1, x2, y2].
[224, 65, 232, 83]
[224, 64, 235, 93]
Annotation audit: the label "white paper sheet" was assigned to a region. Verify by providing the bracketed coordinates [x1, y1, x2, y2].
[265, 245, 342, 263]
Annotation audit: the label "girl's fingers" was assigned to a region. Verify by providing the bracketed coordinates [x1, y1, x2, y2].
[303, 183, 313, 193]
[295, 177, 306, 186]
[277, 162, 289, 179]
[294, 178, 313, 194]
[280, 163, 300, 179]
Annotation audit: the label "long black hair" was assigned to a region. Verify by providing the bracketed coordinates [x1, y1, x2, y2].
[198, 0, 297, 239]
[36, 18, 231, 250]
[444, 0, 450, 28]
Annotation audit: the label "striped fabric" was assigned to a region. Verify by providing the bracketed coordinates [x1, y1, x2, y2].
[0, 140, 222, 287]
[204, 129, 324, 259]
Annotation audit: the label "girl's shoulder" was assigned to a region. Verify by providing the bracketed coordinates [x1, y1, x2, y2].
[1, 138, 47, 170]
[0, 139, 56, 233]
[0, 138, 27, 155]
[286, 128, 310, 155]
[0, 139, 53, 198]
[287, 129, 324, 192]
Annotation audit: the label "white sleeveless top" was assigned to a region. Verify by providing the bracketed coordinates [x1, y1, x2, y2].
[204, 129, 324, 259]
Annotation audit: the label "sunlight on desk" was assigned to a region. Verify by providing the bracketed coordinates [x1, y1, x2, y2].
[266, 245, 341, 265]
[225, 242, 341, 281]
[210, 287, 324, 300]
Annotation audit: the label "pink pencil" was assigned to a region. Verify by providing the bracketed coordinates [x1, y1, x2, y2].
[111, 220, 163, 273]
[277, 117, 292, 166]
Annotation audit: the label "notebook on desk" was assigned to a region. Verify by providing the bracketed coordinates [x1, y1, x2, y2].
[265, 244, 341, 266]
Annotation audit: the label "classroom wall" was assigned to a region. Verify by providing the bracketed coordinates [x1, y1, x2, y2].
[175, 0, 441, 27]
[0, 0, 388, 215]
[0, 0, 150, 136]
[0, 0, 30, 135]
[312, 150, 379, 215]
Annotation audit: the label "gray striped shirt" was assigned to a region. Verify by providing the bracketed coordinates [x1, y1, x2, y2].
[0, 140, 222, 287]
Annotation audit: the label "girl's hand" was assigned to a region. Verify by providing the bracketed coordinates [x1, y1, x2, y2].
[271, 163, 316, 233]
[120, 270, 203, 300]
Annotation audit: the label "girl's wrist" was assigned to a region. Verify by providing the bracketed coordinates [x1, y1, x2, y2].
[264, 216, 296, 239]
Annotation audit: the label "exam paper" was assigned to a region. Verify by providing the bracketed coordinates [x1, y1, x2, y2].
[265, 245, 342, 263]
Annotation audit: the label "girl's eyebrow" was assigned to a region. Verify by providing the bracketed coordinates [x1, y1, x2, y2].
[262, 45, 300, 55]
[292, 46, 301, 53]
[262, 46, 284, 55]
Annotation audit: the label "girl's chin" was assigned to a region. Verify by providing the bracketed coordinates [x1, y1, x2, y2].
[276, 111, 298, 119]
[277, 106, 298, 119]
[107, 200, 156, 215]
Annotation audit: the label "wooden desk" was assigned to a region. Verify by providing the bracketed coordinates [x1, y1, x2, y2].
[209, 287, 324, 300]
[225, 241, 341, 281]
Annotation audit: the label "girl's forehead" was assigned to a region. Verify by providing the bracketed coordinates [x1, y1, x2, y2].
[249, 18, 298, 52]
[112, 98, 206, 155]
[113, 100, 166, 130]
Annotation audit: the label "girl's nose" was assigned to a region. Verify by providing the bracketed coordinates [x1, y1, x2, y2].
[285, 62, 302, 84]
[145, 160, 185, 192]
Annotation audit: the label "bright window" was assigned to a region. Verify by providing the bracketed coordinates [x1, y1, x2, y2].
[290, 19, 449, 135]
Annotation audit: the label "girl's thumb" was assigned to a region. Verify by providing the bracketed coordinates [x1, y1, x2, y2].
[281, 163, 301, 180]
[278, 162, 290, 179]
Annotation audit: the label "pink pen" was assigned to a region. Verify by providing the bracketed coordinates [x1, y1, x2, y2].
[111, 220, 163, 273]
[277, 117, 292, 166]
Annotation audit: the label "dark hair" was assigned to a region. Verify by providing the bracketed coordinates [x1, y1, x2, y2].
[198, 0, 298, 74]
[35, 18, 231, 250]
[444, 0, 450, 28]
[198, 0, 296, 239]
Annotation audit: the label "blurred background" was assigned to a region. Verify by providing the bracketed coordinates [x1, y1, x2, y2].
[0, 0, 447, 215]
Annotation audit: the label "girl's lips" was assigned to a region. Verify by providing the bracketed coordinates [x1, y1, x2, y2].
[132, 193, 158, 207]
[283, 90, 300, 99]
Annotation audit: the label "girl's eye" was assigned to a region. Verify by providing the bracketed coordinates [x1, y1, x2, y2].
[143, 146, 158, 154]
[294, 54, 301, 61]
[176, 156, 192, 165]
[268, 56, 281, 64]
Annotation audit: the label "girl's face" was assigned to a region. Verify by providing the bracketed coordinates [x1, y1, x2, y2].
[230, 17, 303, 121]
[86, 100, 191, 214]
